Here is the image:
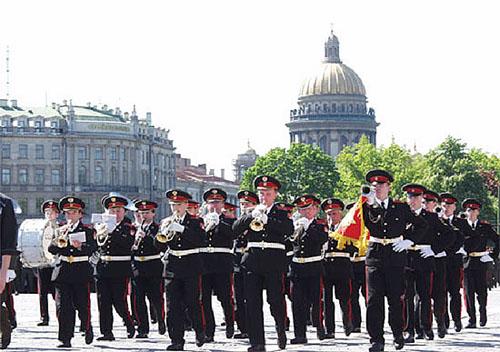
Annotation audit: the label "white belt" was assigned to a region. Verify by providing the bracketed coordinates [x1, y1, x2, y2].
[293, 255, 323, 264]
[286, 251, 294, 257]
[469, 251, 489, 257]
[199, 247, 233, 254]
[134, 254, 162, 262]
[169, 249, 199, 257]
[247, 242, 286, 250]
[435, 251, 447, 258]
[60, 255, 89, 263]
[351, 256, 366, 262]
[408, 244, 431, 251]
[324, 252, 350, 258]
[100, 255, 131, 262]
[369, 236, 403, 246]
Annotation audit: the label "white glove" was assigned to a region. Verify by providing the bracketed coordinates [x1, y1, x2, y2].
[294, 217, 311, 231]
[420, 246, 435, 258]
[480, 254, 494, 263]
[392, 239, 414, 253]
[456, 247, 467, 256]
[204, 212, 220, 225]
[255, 204, 267, 212]
[251, 208, 264, 219]
[258, 213, 268, 224]
[167, 222, 185, 233]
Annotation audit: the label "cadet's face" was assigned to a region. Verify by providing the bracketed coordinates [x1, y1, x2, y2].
[298, 205, 318, 220]
[258, 188, 277, 206]
[223, 209, 237, 219]
[407, 194, 423, 210]
[239, 201, 256, 213]
[45, 209, 59, 221]
[327, 209, 343, 224]
[171, 203, 187, 215]
[187, 206, 199, 216]
[140, 210, 155, 221]
[424, 200, 436, 212]
[207, 201, 223, 214]
[442, 202, 456, 216]
[108, 207, 126, 222]
[64, 209, 82, 223]
[466, 208, 480, 221]
[373, 182, 390, 200]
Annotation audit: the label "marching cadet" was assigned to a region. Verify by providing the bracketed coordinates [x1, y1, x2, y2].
[37, 200, 58, 326]
[156, 189, 206, 351]
[233, 175, 293, 352]
[461, 198, 499, 328]
[233, 190, 259, 339]
[362, 170, 427, 352]
[131, 200, 166, 338]
[321, 198, 354, 339]
[440, 193, 466, 332]
[95, 195, 136, 341]
[289, 195, 328, 344]
[48, 196, 96, 348]
[200, 188, 235, 342]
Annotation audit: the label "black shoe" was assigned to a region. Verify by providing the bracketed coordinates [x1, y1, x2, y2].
[369, 342, 385, 352]
[151, 319, 157, 324]
[234, 332, 249, 339]
[415, 332, 424, 339]
[226, 324, 234, 338]
[96, 334, 115, 341]
[394, 335, 404, 350]
[317, 328, 326, 340]
[127, 324, 136, 338]
[57, 340, 71, 348]
[480, 318, 487, 327]
[438, 324, 447, 338]
[424, 329, 434, 340]
[247, 345, 266, 352]
[344, 325, 353, 337]
[85, 329, 94, 345]
[325, 331, 335, 339]
[158, 320, 166, 335]
[195, 332, 205, 347]
[290, 337, 307, 344]
[352, 327, 361, 333]
[37, 320, 49, 326]
[465, 322, 477, 329]
[205, 335, 214, 343]
[136, 332, 148, 338]
[277, 330, 287, 349]
[404, 333, 415, 344]
[455, 321, 462, 332]
[9, 320, 16, 330]
[166, 343, 184, 351]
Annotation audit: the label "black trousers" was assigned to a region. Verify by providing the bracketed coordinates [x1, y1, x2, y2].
[404, 268, 433, 335]
[351, 261, 367, 329]
[54, 281, 92, 341]
[464, 266, 488, 324]
[165, 275, 205, 345]
[234, 271, 247, 333]
[366, 265, 405, 344]
[432, 257, 447, 327]
[132, 275, 165, 334]
[446, 262, 463, 326]
[36, 267, 54, 322]
[245, 271, 286, 346]
[202, 272, 234, 337]
[96, 277, 134, 336]
[323, 270, 352, 333]
[291, 274, 324, 338]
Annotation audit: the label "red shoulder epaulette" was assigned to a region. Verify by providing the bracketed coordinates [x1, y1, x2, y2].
[480, 220, 490, 225]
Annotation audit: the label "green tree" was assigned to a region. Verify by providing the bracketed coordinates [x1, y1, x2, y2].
[240, 143, 339, 202]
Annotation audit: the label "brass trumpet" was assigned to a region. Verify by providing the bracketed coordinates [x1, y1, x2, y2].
[54, 220, 73, 248]
[249, 205, 266, 232]
[158, 211, 181, 243]
[291, 213, 306, 242]
[96, 223, 110, 247]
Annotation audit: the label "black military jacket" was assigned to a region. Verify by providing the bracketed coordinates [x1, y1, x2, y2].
[233, 225, 248, 274]
[443, 215, 466, 267]
[201, 214, 235, 274]
[362, 198, 428, 267]
[463, 220, 499, 270]
[0, 194, 18, 266]
[132, 221, 163, 278]
[290, 219, 328, 278]
[96, 216, 135, 278]
[48, 221, 96, 283]
[233, 204, 294, 274]
[323, 223, 355, 277]
[156, 213, 205, 279]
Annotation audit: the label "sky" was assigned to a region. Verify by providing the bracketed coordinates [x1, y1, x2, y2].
[1, 0, 499, 180]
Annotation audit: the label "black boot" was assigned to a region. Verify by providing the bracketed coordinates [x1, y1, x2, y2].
[195, 331, 205, 347]
[85, 328, 94, 345]
[247, 345, 266, 352]
[404, 332, 415, 344]
[234, 332, 249, 339]
[424, 329, 434, 340]
[37, 320, 49, 326]
[455, 320, 462, 332]
[226, 323, 234, 338]
[277, 330, 287, 349]
[437, 324, 447, 338]
[166, 343, 184, 351]
[368, 342, 385, 352]
[394, 335, 404, 350]
[290, 337, 307, 344]
[158, 320, 166, 335]
[126, 323, 136, 338]
[96, 334, 115, 341]
[57, 339, 71, 348]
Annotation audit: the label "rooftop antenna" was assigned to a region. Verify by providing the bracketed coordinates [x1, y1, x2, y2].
[5, 46, 10, 99]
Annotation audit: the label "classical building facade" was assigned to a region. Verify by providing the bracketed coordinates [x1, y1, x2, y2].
[286, 30, 378, 157]
[0, 99, 176, 220]
[232, 142, 258, 183]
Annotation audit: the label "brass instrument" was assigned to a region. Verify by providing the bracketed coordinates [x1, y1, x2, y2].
[132, 220, 147, 251]
[158, 211, 181, 243]
[203, 209, 220, 233]
[54, 220, 73, 248]
[249, 205, 266, 232]
[291, 213, 306, 242]
[96, 223, 110, 247]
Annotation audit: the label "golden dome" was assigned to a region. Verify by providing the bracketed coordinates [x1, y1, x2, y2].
[299, 62, 366, 98]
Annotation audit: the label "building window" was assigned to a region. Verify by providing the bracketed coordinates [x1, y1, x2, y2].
[17, 199, 28, 215]
[52, 145, 61, 159]
[35, 168, 44, 185]
[95, 166, 103, 185]
[51, 121, 58, 128]
[52, 169, 61, 185]
[35, 120, 42, 128]
[78, 147, 87, 160]
[36, 145, 44, 159]
[110, 167, 117, 186]
[121, 148, 126, 161]
[1, 144, 10, 159]
[95, 147, 103, 160]
[1, 169, 11, 185]
[36, 198, 45, 211]
[78, 166, 87, 185]
[110, 147, 117, 161]
[122, 167, 128, 186]
[17, 120, 26, 127]
[19, 144, 28, 159]
[19, 168, 28, 184]
[1, 119, 8, 127]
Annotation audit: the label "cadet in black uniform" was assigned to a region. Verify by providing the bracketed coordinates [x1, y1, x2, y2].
[321, 198, 354, 339]
[95, 195, 136, 341]
[200, 188, 235, 342]
[440, 193, 466, 332]
[37, 200, 58, 326]
[233, 191, 259, 339]
[461, 198, 499, 328]
[289, 195, 327, 344]
[233, 175, 294, 352]
[48, 196, 96, 348]
[157, 189, 206, 351]
[131, 200, 166, 338]
[362, 170, 427, 352]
